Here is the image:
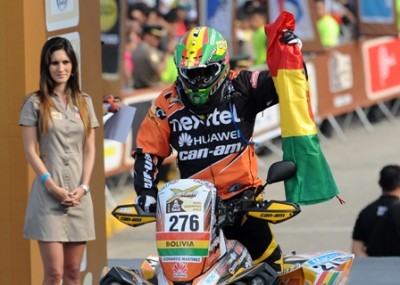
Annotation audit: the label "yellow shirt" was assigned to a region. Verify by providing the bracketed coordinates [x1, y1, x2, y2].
[317, 15, 340, 48]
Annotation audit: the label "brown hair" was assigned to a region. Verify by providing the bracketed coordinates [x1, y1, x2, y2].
[38, 37, 91, 136]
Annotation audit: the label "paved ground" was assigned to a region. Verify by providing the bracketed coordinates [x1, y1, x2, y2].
[106, 105, 400, 283]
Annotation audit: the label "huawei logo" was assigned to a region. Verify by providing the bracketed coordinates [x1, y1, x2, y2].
[56, 0, 68, 11]
[172, 262, 188, 275]
[178, 133, 193, 147]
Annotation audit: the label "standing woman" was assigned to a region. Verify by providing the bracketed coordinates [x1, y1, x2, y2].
[19, 37, 99, 285]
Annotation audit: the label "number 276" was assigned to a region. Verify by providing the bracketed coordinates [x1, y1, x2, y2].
[169, 214, 200, 231]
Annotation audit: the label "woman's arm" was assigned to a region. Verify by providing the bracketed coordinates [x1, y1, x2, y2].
[22, 126, 69, 202]
[70, 128, 96, 201]
[81, 128, 96, 188]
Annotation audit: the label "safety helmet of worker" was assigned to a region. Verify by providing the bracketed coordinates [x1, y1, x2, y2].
[174, 26, 230, 112]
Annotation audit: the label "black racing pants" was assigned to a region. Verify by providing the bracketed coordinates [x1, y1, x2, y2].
[223, 215, 282, 272]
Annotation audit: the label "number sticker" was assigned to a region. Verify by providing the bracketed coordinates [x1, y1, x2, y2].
[169, 214, 200, 232]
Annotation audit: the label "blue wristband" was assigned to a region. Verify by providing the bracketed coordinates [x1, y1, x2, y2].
[104, 102, 111, 112]
[40, 173, 51, 183]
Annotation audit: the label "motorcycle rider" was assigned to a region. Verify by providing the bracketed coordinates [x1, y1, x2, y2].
[132, 26, 302, 272]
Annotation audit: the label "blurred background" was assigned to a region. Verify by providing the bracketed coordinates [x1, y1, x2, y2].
[101, 0, 400, 252]
[3, 0, 400, 283]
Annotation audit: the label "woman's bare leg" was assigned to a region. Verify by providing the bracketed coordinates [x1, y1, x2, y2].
[63, 242, 86, 285]
[38, 241, 64, 285]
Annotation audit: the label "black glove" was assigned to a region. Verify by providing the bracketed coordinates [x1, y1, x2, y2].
[135, 194, 157, 213]
[280, 29, 302, 50]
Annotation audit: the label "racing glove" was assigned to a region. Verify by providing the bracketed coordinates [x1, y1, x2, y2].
[135, 191, 157, 213]
[280, 29, 303, 50]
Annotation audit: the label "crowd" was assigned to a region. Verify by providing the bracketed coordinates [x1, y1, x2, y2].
[121, 0, 366, 91]
[122, 0, 197, 90]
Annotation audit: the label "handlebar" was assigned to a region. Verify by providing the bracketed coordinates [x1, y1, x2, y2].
[217, 187, 301, 227]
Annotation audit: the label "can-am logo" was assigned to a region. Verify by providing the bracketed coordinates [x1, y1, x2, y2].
[170, 107, 240, 132]
[57, 0, 68, 11]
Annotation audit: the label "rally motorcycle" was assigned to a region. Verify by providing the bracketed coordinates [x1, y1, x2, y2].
[100, 161, 354, 285]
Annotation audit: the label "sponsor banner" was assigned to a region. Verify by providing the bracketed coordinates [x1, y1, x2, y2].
[305, 61, 318, 118]
[313, 41, 367, 118]
[362, 36, 400, 101]
[45, 0, 79, 32]
[101, 0, 122, 75]
[357, 0, 398, 36]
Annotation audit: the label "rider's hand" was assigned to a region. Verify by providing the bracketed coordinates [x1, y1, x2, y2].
[136, 194, 157, 213]
[103, 95, 122, 114]
[280, 29, 302, 50]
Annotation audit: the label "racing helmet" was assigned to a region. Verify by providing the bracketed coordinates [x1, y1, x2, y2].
[174, 26, 230, 107]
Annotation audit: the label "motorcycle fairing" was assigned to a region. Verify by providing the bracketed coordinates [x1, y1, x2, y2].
[112, 204, 156, 227]
[146, 231, 254, 285]
[156, 179, 220, 282]
[184, 238, 253, 284]
[279, 250, 354, 285]
[246, 200, 301, 224]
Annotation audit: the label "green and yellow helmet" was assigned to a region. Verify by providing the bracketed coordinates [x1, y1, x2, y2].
[174, 26, 230, 107]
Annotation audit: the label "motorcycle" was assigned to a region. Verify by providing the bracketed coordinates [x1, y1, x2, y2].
[100, 161, 353, 285]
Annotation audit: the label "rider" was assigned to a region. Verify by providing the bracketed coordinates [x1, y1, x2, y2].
[132, 26, 301, 272]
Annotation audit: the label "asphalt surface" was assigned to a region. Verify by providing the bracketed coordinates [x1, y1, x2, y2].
[106, 105, 400, 284]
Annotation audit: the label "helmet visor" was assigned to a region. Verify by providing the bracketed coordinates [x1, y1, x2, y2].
[179, 62, 223, 88]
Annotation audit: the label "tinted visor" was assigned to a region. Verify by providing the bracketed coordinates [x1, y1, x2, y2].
[180, 62, 223, 86]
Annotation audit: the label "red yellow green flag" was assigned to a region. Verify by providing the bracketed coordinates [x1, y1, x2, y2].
[265, 12, 339, 205]
[156, 232, 210, 257]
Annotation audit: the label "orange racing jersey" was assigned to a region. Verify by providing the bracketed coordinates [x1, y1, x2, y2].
[133, 70, 279, 200]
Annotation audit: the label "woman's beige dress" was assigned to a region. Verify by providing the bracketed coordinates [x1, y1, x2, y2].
[19, 93, 99, 242]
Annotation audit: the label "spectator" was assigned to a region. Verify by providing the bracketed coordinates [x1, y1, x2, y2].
[235, 5, 254, 63]
[351, 164, 400, 257]
[128, 2, 150, 25]
[170, 1, 191, 37]
[164, 7, 184, 39]
[122, 22, 138, 90]
[328, 0, 358, 43]
[248, 6, 268, 67]
[132, 24, 173, 89]
[127, 2, 152, 37]
[314, 0, 341, 48]
[147, 7, 164, 25]
[19, 36, 99, 285]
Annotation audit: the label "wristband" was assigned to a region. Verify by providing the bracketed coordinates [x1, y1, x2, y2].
[40, 173, 51, 183]
[103, 97, 116, 112]
[104, 102, 111, 112]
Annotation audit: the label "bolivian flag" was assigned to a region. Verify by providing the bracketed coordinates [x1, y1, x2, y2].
[156, 232, 210, 257]
[265, 12, 339, 205]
